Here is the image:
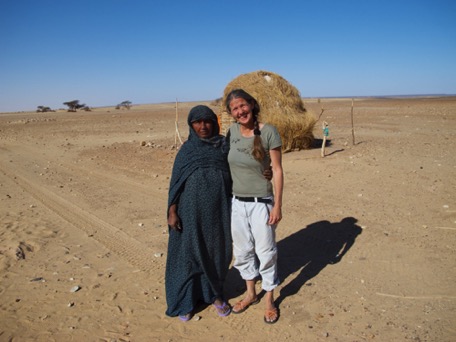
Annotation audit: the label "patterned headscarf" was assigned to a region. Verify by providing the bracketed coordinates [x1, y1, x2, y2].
[168, 105, 229, 209]
[187, 105, 220, 137]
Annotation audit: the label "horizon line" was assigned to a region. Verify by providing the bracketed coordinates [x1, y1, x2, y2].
[2, 93, 456, 114]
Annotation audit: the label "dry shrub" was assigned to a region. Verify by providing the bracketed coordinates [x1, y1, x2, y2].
[219, 70, 316, 152]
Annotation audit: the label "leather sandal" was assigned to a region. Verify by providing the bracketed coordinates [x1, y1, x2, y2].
[264, 307, 279, 324]
[232, 297, 260, 314]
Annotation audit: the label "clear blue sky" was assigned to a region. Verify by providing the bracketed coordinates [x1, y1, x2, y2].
[1, 0, 455, 112]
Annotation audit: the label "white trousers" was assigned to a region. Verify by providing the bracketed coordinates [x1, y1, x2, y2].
[231, 197, 279, 292]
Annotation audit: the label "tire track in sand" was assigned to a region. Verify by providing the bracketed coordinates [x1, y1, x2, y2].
[0, 160, 160, 275]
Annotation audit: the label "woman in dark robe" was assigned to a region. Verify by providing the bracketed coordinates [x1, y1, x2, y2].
[165, 105, 232, 321]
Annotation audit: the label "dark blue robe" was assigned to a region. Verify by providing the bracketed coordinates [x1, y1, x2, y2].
[165, 106, 232, 317]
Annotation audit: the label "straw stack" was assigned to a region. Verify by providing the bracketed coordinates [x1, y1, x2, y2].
[219, 70, 316, 152]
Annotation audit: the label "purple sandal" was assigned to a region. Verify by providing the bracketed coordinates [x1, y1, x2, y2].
[213, 301, 231, 317]
[179, 313, 192, 322]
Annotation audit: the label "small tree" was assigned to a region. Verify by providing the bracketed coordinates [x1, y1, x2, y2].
[116, 100, 132, 110]
[63, 100, 86, 112]
[36, 105, 53, 112]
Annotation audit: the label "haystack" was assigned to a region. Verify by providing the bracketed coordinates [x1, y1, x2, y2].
[219, 70, 316, 152]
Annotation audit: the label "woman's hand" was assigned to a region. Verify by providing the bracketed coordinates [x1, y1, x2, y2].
[263, 166, 273, 181]
[168, 204, 182, 230]
[268, 204, 282, 225]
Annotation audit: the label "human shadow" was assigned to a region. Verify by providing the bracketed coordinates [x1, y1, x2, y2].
[275, 217, 362, 307]
[224, 217, 362, 305]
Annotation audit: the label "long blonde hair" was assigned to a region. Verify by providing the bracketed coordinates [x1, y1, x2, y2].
[225, 89, 266, 162]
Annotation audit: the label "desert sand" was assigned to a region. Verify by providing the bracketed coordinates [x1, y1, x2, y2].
[0, 97, 455, 342]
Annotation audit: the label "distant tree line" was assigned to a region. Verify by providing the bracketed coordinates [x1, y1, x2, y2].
[35, 100, 133, 113]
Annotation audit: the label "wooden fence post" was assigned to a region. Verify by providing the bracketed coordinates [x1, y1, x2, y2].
[321, 121, 329, 157]
[175, 98, 183, 147]
[351, 98, 356, 145]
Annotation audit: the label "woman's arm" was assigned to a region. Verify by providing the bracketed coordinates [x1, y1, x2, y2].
[269, 147, 283, 225]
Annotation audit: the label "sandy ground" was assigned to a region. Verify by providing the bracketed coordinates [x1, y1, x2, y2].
[0, 97, 455, 342]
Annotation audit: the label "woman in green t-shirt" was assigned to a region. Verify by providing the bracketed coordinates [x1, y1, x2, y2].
[225, 89, 284, 324]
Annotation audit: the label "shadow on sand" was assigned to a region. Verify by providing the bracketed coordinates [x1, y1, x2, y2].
[224, 217, 362, 307]
[276, 217, 362, 307]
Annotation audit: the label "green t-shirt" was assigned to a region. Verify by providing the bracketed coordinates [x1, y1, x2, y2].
[227, 123, 282, 197]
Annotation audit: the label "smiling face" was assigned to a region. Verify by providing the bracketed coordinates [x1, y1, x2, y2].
[191, 119, 214, 139]
[228, 97, 255, 127]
